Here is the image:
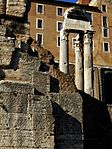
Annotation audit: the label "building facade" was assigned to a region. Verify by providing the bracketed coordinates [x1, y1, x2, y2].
[28, 0, 77, 62]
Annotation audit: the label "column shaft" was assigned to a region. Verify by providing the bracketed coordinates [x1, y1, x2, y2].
[84, 31, 93, 96]
[60, 29, 69, 74]
[75, 35, 83, 91]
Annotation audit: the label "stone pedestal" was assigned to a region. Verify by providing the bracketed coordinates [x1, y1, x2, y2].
[60, 29, 69, 74]
[75, 34, 83, 91]
[84, 31, 93, 96]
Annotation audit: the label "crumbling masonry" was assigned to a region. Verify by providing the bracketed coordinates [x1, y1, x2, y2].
[0, 1, 112, 149]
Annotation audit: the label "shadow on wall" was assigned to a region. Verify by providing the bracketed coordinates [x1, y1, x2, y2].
[10, 48, 21, 70]
[79, 91, 112, 149]
[51, 101, 82, 149]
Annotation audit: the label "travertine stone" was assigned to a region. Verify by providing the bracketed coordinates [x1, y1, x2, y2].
[0, 25, 7, 36]
[0, 48, 15, 66]
[0, 80, 34, 94]
[33, 72, 50, 94]
[6, 0, 28, 17]
[0, 92, 28, 113]
[18, 53, 41, 70]
[0, 25, 15, 66]
[4, 69, 33, 82]
[0, 0, 30, 17]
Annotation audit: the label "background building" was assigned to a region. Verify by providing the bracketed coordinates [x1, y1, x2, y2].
[28, 0, 77, 62]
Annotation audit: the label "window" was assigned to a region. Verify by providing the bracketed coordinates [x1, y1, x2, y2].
[103, 28, 109, 37]
[72, 38, 76, 48]
[102, 16, 107, 27]
[56, 7, 64, 16]
[102, 16, 109, 37]
[101, 5, 107, 12]
[36, 33, 43, 45]
[57, 21, 63, 32]
[103, 42, 110, 52]
[36, 4, 44, 14]
[57, 36, 60, 47]
[36, 18, 43, 29]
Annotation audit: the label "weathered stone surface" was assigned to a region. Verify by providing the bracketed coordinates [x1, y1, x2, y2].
[0, 92, 28, 113]
[0, 25, 7, 36]
[33, 72, 50, 94]
[0, 0, 30, 18]
[18, 53, 40, 70]
[0, 48, 15, 66]
[4, 69, 33, 82]
[0, 80, 34, 94]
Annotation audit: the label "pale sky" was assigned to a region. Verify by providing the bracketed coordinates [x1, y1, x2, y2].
[57, 0, 77, 2]
[62, 0, 74, 1]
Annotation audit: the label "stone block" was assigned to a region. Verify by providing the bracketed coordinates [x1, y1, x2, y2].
[0, 80, 34, 94]
[28, 95, 53, 114]
[4, 69, 33, 82]
[6, 0, 27, 17]
[0, 113, 33, 130]
[0, 43, 15, 66]
[18, 53, 41, 71]
[33, 72, 50, 94]
[59, 92, 83, 122]
[0, 130, 35, 147]
[0, 92, 28, 113]
[0, 25, 6, 36]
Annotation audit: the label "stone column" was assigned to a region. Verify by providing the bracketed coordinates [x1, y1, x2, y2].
[84, 31, 93, 96]
[75, 34, 83, 91]
[60, 29, 69, 74]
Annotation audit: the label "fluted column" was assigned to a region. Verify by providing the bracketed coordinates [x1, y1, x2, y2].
[75, 34, 83, 91]
[84, 31, 93, 96]
[60, 29, 69, 74]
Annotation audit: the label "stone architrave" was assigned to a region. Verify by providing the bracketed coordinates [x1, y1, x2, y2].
[60, 29, 69, 74]
[84, 31, 93, 96]
[75, 34, 83, 91]
[63, 18, 92, 31]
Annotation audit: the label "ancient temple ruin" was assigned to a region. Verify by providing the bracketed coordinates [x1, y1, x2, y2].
[60, 6, 94, 96]
[0, 1, 112, 149]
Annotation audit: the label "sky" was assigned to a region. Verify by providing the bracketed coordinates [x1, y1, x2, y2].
[57, 0, 77, 2]
[61, 0, 74, 2]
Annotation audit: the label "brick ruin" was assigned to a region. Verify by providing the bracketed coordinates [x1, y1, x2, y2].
[0, 1, 112, 149]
